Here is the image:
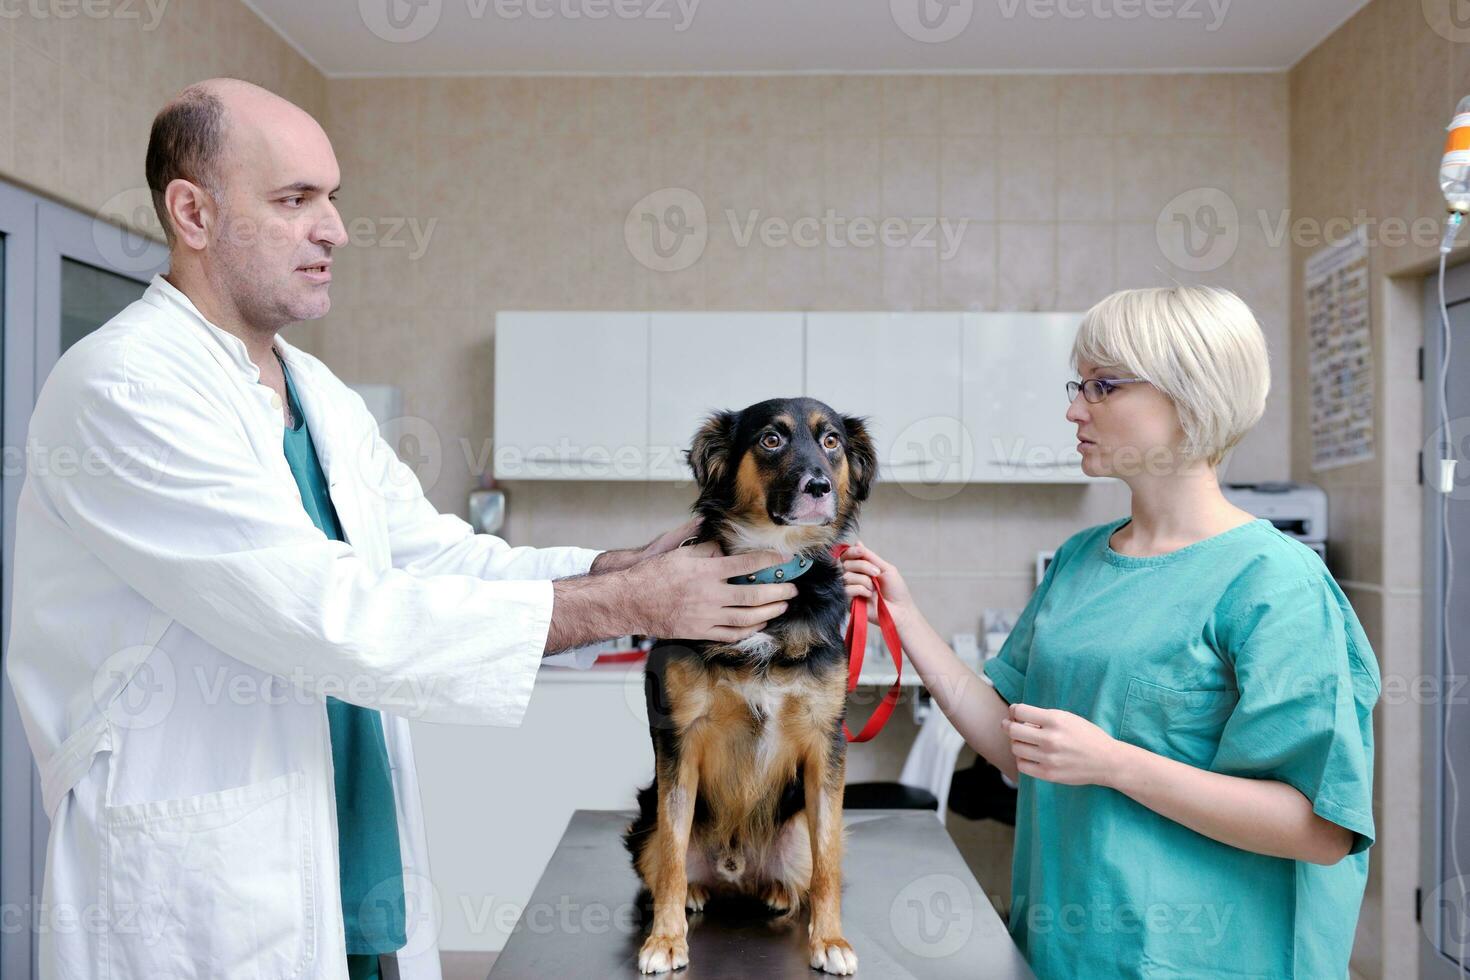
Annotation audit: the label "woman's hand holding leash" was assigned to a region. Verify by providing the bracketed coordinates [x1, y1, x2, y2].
[836, 541, 1019, 777]
[838, 541, 911, 625]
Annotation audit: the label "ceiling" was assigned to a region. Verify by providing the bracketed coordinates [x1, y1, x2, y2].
[242, 0, 1372, 77]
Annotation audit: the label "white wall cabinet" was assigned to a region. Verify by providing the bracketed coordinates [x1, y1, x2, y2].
[963, 313, 1087, 483]
[647, 313, 805, 480]
[493, 311, 1092, 484]
[804, 313, 968, 486]
[494, 312, 650, 480]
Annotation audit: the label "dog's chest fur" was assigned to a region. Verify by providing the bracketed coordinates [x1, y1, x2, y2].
[698, 667, 840, 761]
[672, 660, 847, 825]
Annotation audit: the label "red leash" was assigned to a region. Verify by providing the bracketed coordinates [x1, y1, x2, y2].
[831, 543, 903, 742]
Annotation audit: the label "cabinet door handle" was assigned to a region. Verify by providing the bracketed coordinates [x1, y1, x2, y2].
[514, 452, 644, 463]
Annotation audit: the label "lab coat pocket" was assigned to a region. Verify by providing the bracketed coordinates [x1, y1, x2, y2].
[1118, 677, 1239, 768]
[100, 770, 314, 980]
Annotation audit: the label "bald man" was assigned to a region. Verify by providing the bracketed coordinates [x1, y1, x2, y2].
[6, 78, 796, 980]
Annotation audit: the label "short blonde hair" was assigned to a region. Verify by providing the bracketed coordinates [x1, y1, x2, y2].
[1071, 286, 1270, 466]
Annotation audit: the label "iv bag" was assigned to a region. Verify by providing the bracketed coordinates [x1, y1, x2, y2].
[1443, 95, 1470, 213]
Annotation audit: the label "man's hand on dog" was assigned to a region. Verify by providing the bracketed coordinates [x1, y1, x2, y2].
[626, 542, 796, 643]
[641, 516, 703, 559]
[589, 517, 704, 574]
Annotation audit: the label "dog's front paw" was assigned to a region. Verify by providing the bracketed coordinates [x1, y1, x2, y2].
[638, 932, 690, 973]
[809, 936, 857, 975]
[685, 884, 709, 912]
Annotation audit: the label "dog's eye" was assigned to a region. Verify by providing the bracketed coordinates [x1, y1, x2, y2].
[822, 433, 841, 451]
[761, 433, 782, 450]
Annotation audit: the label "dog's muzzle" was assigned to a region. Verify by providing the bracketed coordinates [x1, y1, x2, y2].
[781, 472, 836, 525]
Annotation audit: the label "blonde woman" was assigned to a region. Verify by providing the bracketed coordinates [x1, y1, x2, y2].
[842, 287, 1379, 979]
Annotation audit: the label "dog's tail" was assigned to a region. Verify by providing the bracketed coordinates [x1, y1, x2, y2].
[622, 781, 659, 862]
[771, 892, 806, 922]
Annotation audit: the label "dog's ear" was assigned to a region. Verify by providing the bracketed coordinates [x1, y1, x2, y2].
[841, 415, 878, 502]
[685, 410, 738, 488]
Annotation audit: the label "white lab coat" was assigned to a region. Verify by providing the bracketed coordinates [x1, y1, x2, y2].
[6, 274, 603, 979]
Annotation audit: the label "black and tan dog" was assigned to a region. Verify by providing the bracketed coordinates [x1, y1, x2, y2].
[625, 397, 877, 975]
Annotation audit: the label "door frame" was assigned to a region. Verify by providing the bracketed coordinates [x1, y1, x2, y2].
[0, 178, 38, 980]
[0, 181, 166, 980]
[1421, 256, 1470, 979]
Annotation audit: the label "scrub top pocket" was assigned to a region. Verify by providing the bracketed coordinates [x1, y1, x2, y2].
[1118, 677, 1239, 768]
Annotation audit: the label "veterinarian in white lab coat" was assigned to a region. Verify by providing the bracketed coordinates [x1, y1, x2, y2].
[5, 79, 795, 980]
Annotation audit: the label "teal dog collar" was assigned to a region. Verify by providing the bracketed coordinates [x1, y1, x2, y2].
[729, 553, 814, 585]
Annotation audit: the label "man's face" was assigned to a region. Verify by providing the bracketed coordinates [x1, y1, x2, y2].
[208, 113, 347, 330]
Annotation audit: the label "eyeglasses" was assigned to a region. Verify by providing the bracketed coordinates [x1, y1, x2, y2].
[1066, 377, 1148, 404]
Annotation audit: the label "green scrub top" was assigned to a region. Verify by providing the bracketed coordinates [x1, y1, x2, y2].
[983, 517, 1379, 979]
[278, 354, 407, 963]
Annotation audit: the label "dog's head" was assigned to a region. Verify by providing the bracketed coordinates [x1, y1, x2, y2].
[686, 398, 877, 554]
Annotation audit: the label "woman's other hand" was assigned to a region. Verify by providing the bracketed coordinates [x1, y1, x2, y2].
[1003, 702, 1125, 788]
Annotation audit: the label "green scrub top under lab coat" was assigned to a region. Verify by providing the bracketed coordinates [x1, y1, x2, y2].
[278, 354, 407, 969]
[982, 517, 1379, 979]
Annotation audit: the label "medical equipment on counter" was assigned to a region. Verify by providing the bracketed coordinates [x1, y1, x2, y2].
[469, 477, 506, 535]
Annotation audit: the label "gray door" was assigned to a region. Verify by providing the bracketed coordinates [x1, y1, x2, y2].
[0, 181, 166, 980]
[0, 177, 39, 980]
[1422, 257, 1470, 979]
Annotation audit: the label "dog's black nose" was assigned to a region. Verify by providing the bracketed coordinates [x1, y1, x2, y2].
[803, 474, 832, 498]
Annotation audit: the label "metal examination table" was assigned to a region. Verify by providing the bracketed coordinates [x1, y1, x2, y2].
[487, 809, 1035, 979]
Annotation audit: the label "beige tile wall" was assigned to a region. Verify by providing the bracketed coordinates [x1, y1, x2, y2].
[300, 71, 1290, 642]
[1288, 0, 1469, 975]
[0, 0, 323, 220]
